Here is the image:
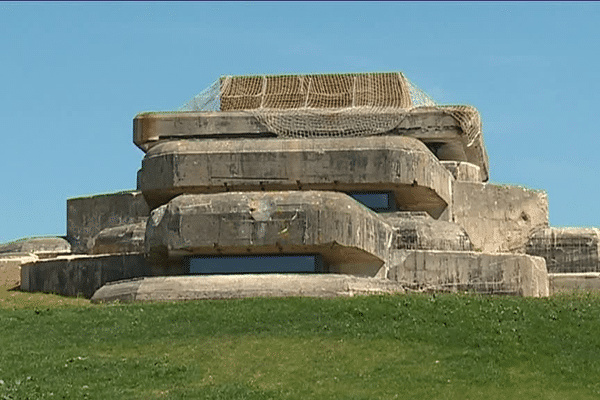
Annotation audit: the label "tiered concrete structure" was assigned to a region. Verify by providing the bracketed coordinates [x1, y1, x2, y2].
[3, 73, 598, 300]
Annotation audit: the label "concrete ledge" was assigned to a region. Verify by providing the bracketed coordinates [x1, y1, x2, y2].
[146, 191, 396, 277]
[90, 274, 406, 303]
[138, 136, 453, 217]
[526, 227, 600, 273]
[133, 109, 489, 181]
[387, 250, 549, 297]
[550, 273, 600, 293]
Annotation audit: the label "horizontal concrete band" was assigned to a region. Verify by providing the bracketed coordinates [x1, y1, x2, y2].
[387, 250, 549, 297]
[138, 136, 453, 217]
[133, 109, 489, 181]
[146, 191, 396, 277]
[90, 274, 407, 303]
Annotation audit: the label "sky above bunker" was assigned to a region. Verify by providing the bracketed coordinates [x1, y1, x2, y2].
[1, 2, 599, 243]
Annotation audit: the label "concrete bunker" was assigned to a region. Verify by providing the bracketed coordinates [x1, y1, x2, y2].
[13, 71, 599, 300]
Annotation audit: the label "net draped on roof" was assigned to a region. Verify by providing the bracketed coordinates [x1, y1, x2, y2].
[179, 72, 482, 146]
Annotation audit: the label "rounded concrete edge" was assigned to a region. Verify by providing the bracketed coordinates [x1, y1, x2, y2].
[91, 274, 406, 303]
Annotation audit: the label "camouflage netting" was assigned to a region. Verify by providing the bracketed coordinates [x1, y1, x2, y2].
[179, 72, 482, 146]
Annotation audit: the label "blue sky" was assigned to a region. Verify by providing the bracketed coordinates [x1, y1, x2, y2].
[1, 1, 599, 243]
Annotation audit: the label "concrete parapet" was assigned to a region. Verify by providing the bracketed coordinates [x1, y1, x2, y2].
[20, 253, 162, 298]
[133, 109, 489, 181]
[145, 191, 396, 277]
[452, 182, 548, 253]
[138, 136, 453, 218]
[67, 191, 150, 254]
[90, 274, 406, 303]
[549, 273, 600, 294]
[387, 250, 549, 297]
[526, 227, 600, 273]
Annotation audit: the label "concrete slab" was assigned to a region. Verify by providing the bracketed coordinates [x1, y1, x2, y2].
[549, 273, 600, 293]
[0, 237, 70, 258]
[137, 136, 453, 218]
[526, 227, 600, 273]
[133, 109, 489, 181]
[451, 182, 549, 253]
[90, 274, 406, 303]
[67, 191, 149, 254]
[386, 250, 549, 297]
[145, 191, 396, 277]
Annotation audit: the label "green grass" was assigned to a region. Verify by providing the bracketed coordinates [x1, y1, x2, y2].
[1, 288, 600, 399]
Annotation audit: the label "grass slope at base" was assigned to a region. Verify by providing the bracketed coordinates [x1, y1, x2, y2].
[1, 288, 600, 399]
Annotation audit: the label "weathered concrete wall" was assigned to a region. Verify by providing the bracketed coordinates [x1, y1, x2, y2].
[138, 136, 453, 218]
[67, 191, 150, 254]
[145, 191, 396, 277]
[387, 250, 549, 297]
[20, 253, 176, 298]
[452, 182, 548, 253]
[526, 227, 600, 273]
[549, 273, 600, 294]
[91, 274, 406, 303]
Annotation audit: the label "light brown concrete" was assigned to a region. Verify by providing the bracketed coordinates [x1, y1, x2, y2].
[133, 109, 489, 181]
[137, 136, 453, 218]
[452, 182, 549, 253]
[386, 250, 549, 297]
[145, 191, 396, 277]
[90, 274, 406, 303]
[526, 227, 600, 273]
[67, 191, 149, 254]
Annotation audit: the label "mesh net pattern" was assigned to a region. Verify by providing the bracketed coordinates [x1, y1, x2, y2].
[179, 72, 482, 145]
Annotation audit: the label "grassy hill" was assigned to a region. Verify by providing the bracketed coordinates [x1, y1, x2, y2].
[1, 285, 600, 399]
